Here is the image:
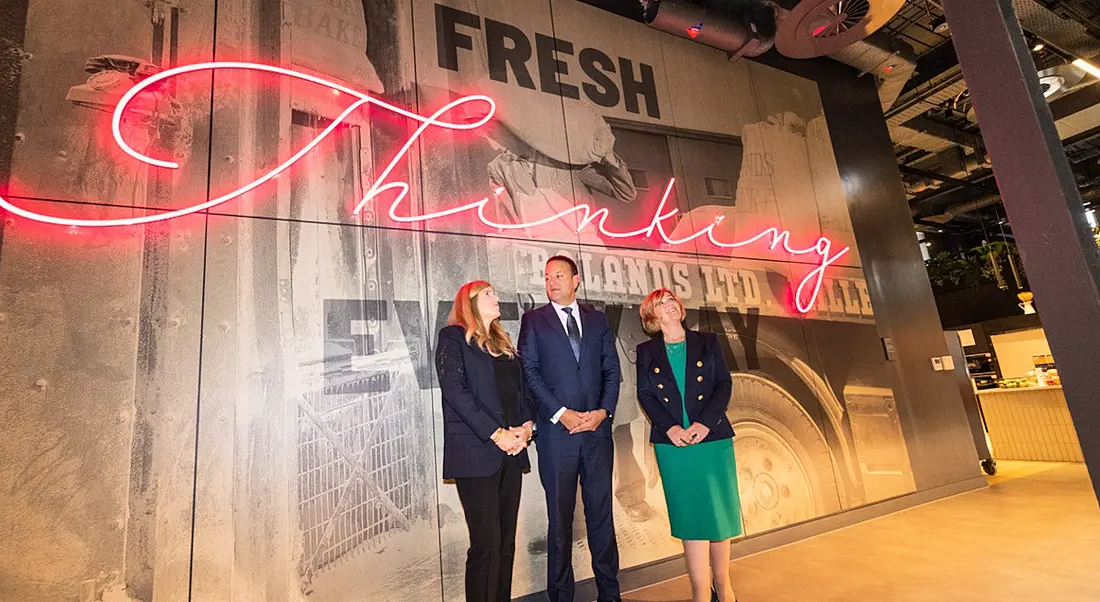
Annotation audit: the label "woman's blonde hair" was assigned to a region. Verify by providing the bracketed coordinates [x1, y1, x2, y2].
[639, 287, 686, 335]
[449, 280, 516, 358]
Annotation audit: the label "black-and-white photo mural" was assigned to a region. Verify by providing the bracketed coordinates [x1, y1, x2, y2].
[0, 1, 915, 600]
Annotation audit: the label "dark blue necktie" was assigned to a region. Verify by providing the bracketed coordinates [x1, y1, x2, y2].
[562, 307, 581, 362]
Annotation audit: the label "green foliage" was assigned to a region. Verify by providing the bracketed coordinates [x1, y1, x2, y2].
[925, 251, 983, 287]
[925, 241, 1026, 289]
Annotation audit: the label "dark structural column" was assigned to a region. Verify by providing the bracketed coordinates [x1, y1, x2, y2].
[941, 0, 1100, 501]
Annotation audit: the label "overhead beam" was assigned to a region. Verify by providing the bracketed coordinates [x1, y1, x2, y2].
[902, 115, 984, 151]
[908, 172, 998, 207]
[899, 165, 998, 193]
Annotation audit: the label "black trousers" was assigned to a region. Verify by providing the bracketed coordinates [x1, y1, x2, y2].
[454, 456, 523, 602]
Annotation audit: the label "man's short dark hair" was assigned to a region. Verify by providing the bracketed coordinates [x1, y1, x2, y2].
[546, 255, 579, 277]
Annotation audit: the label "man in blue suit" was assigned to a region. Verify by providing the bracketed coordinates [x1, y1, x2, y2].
[518, 255, 622, 602]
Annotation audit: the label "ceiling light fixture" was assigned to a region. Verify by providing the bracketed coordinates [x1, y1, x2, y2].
[1073, 58, 1100, 79]
[930, 15, 950, 34]
[1033, 42, 1045, 52]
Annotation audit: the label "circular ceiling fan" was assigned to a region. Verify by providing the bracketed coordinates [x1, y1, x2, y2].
[775, 0, 906, 59]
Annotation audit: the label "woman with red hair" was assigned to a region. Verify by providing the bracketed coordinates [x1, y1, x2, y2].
[636, 288, 741, 602]
[436, 280, 534, 602]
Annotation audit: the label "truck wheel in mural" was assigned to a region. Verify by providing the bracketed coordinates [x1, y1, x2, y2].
[728, 372, 841, 535]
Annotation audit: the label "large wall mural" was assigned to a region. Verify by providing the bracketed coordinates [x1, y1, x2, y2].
[0, 1, 914, 601]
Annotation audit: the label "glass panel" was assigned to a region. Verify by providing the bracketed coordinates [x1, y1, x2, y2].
[0, 202, 207, 601]
[5, 0, 214, 218]
[0, 1, 215, 598]
[193, 213, 443, 601]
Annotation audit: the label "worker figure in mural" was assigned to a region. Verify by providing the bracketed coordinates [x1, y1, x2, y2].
[483, 106, 638, 245]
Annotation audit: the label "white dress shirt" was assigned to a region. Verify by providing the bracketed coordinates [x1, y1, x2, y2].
[549, 300, 581, 423]
[550, 299, 583, 338]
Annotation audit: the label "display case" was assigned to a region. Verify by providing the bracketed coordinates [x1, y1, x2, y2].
[965, 352, 1000, 390]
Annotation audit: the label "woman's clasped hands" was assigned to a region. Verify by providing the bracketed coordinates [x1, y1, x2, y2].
[666, 422, 711, 447]
[493, 422, 534, 455]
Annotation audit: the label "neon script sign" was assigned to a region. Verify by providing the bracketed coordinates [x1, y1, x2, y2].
[0, 61, 850, 314]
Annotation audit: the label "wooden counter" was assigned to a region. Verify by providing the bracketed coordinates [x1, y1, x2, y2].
[976, 386, 1084, 462]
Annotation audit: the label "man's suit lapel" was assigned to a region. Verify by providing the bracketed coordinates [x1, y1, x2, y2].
[578, 305, 602, 364]
[540, 304, 574, 358]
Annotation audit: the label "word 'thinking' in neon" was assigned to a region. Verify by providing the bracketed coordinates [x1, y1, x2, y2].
[0, 61, 850, 314]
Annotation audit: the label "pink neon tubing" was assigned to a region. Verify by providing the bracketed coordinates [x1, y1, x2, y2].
[0, 61, 851, 314]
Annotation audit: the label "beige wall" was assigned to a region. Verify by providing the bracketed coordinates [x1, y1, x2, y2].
[992, 328, 1053, 378]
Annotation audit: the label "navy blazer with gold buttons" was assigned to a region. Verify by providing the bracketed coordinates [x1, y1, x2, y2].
[635, 329, 734, 445]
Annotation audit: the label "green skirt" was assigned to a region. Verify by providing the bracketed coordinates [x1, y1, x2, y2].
[655, 438, 743, 541]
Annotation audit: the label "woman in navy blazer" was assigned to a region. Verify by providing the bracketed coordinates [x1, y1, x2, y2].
[436, 280, 534, 602]
[635, 288, 742, 602]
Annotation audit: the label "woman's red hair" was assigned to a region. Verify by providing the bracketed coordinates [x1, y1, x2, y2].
[639, 288, 686, 335]
[449, 280, 516, 358]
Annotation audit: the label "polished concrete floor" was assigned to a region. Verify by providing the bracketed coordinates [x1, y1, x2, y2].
[627, 462, 1100, 602]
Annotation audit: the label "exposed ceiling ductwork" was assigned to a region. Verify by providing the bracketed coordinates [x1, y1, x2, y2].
[904, 147, 990, 195]
[576, 0, 779, 58]
[884, 74, 972, 152]
[1038, 63, 1089, 100]
[1012, 0, 1100, 59]
[920, 192, 1003, 224]
[880, 0, 1100, 157]
[769, 0, 914, 112]
[918, 183, 1100, 224]
[581, 0, 908, 69]
[646, 0, 779, 57]
[828, 30, 918, 111]
[774, 0, 907, 58]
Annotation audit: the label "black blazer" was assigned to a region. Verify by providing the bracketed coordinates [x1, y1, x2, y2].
[436, 325, 532, 479]
[635, 329, 735, 445]
[517, 303, 620, 438]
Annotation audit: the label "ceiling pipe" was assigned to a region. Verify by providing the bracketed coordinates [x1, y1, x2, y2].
[900, 165, 997, 194]
[648, 0, 777, 57]
[909, 172, 998, 216]
[576, 0, 778, 58]
[917, 182, 1100, 224]
[921, 193, 1004, 224]
[904, 150, 991, 195]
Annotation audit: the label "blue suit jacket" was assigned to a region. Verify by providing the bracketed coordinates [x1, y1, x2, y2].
[517, 303, 621, 438]
[436, 325, 532, 479]
[636, 329, 735, 445]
